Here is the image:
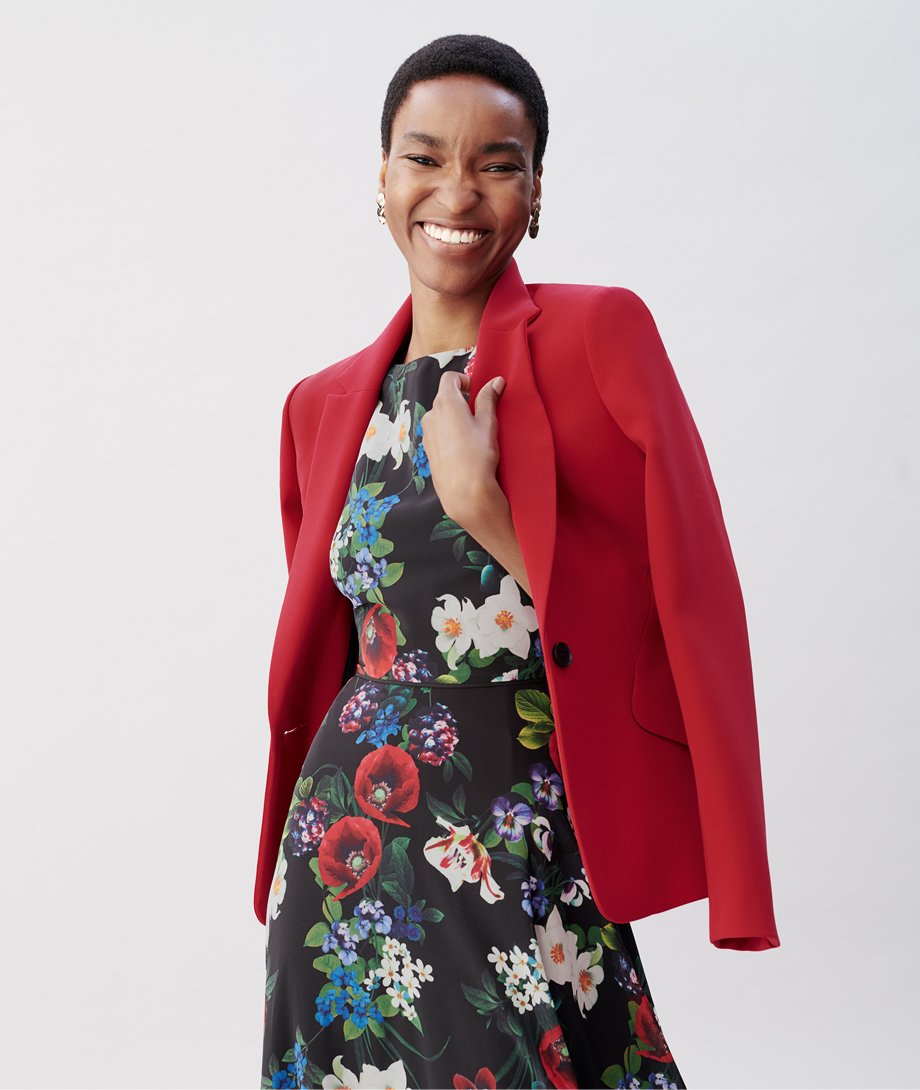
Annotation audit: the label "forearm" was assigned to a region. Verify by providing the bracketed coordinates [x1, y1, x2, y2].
[453, 481, 532, 597]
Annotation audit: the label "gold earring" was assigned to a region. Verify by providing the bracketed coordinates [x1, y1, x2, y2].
[528, 204, 540, 239]
[376, 191, 386, 225]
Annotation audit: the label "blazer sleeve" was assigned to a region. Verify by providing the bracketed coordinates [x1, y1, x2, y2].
[279, 377, 307, 572]
[583, 285, 780, 952]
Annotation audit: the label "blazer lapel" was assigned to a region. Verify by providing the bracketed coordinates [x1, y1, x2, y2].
[303, 256, 558, 633]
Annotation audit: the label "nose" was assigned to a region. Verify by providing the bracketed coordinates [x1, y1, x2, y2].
[435, 167, 482, 215]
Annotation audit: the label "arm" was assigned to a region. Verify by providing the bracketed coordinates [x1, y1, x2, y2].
[583, 286, 780, 951]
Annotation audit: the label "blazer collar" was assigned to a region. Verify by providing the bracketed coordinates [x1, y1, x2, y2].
[337, 255, 542, 398]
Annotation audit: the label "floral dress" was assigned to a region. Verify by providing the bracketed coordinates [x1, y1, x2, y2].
[261, 343, 686, 1090]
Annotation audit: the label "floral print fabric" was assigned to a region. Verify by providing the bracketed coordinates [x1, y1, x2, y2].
[261, 345, 686, 1089]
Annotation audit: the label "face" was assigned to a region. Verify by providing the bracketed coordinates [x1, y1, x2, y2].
[378, 74, 542, 299]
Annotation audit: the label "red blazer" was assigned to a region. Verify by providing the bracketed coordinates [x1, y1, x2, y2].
[254, 256, 780, 952]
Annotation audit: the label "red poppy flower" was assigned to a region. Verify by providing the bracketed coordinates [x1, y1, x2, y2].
[452, 1067, 496, 1089]
[634, 993, 673, 1062]
[360, 604, 398, 678]
[354, 744, 420, 827]
[317, 815, 382, 901]
[539, 1024, 577, 1089]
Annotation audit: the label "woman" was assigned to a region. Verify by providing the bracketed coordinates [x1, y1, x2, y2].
[257, 33, 778, 1090]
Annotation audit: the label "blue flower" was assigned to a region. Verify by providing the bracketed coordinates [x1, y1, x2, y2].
[491, 796, 534, 840]
[529, 761, 564, 809]
[521, 875, 550, 919]
[356, 703, 401, 747]
[272, 1064, 298, 1088]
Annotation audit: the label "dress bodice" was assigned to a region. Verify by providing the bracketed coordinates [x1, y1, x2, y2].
[328, 343, 545, 685]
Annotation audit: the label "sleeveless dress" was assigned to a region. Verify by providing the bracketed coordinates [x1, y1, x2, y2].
[261, 343, 686, 1090]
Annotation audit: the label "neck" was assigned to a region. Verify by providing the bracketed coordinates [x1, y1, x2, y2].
[401, 269, 497, 363]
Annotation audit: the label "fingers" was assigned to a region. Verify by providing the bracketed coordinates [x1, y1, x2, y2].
[434, 371, 505, 414]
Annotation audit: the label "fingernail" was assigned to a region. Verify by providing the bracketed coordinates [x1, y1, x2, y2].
[492, 376, 505, 394]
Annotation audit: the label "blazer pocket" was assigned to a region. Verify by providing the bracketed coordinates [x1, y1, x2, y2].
[630, 569, 690, 747]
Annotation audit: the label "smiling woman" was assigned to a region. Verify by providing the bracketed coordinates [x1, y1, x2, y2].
[256, 29, 778, 1090]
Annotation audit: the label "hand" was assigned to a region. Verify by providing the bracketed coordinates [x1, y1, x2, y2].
[420, 371, 507, 525]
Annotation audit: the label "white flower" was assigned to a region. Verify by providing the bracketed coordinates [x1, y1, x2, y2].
[487, 945, 510, 974]
[267, 852, 287, 922]
[572, 944, 605, 1017]
[560, 865, 593, 906]
[509, 944, 530, 971]
[412, 957, 434, 982]
[358, 400, 395, 464]
[531, 815, 554, 860]
[534, 904, 579, 985]
[431, 592, 480, 658]
[473, 574, 539, 659]
[423, 813, 504, 903]
[388, 398, 413, 468]
[322, 1055, 408, 1089]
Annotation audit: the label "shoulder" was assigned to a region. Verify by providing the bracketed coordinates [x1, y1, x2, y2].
[527, 281, 658, 332]
[283, 350, 361, 413]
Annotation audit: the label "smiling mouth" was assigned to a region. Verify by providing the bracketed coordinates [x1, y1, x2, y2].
[418, 221, 491, 247]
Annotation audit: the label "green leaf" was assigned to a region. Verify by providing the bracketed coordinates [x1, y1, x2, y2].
[452, 784, 466, 814]
[627, 1044, 641, 1075]
[296, 776, 314, 799]
[326, 894, 343, 922]
[516, 724, 553, 750]
[265, 970, 278, 999]
[370, 537, 394, 558]
[568, 922, 587, 950]
[600, 923, 622, 951]
[303, 922, 330, 948]
[312, 953, 342, 975]
[378, 561, 404, 587]
[426, 791, 462, 826]
[342, 1017, 365, 1041]
[452, 751, 473, 781]
[383, 836, 414, 903]
[511, 780, 535, 802]
[600, 1064, 625, 1088]
[514, 689, 555, 725]
[481, 826, 502, 848]
[506, 834, 529, 858]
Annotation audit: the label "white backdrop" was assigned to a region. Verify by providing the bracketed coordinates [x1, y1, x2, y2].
[1, 2, 917, 1087]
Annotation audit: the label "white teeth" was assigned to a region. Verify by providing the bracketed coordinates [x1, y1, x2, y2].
[422, 222, 486, 244]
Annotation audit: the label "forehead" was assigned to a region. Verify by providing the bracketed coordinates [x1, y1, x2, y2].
[392, 74, 534, 149]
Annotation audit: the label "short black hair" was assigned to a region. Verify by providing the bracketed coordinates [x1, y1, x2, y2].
[380, 34, 549, 173]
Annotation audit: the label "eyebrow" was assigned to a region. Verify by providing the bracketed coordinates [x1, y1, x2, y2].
[401, 131, 527, 157]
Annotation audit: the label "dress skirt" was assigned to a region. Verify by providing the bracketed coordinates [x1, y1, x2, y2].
[260, 342, 686, 1089]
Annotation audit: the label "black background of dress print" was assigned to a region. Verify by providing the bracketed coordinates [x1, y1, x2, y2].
[261, 345, 686, 1090]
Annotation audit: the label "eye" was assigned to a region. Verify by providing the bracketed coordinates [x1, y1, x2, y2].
[406, 155, 437, 166]
[485, 165, 523, 173]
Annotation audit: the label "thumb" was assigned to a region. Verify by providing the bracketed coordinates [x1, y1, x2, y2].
[475, 375, 505, 415]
